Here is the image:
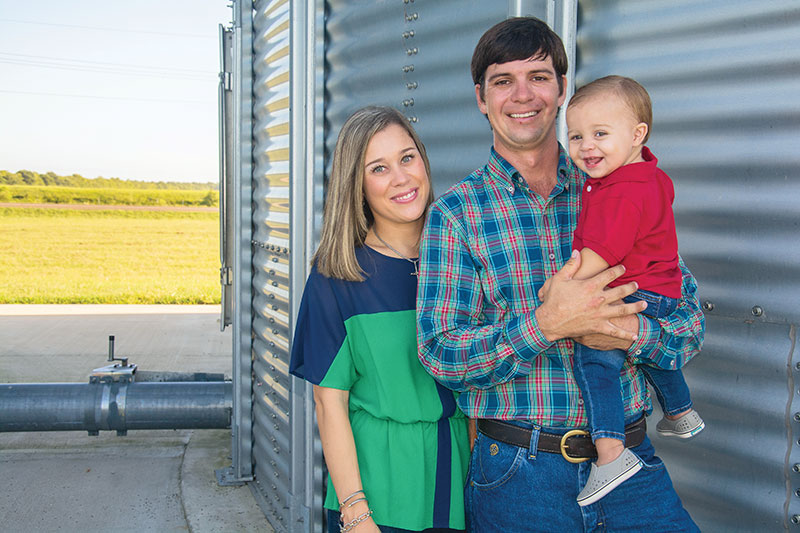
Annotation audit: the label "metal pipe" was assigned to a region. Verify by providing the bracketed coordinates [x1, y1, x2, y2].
[0, 381, 232, 433]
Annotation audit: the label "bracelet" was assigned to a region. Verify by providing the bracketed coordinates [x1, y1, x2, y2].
[338, 489, 365, 509]
[346, 497, 367, 509]
[339, 509, 373, 533]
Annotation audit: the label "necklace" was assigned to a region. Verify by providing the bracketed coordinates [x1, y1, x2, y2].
[372, 228, 420, 277]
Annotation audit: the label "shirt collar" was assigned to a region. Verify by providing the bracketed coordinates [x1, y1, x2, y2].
[486, 145, 581, 195]
[585, 146, 658, 187]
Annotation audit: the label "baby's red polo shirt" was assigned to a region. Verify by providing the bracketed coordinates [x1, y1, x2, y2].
[572, 147, 682, 298]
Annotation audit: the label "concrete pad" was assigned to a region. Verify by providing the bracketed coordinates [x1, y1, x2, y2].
[0, 305, 272, 533]
[0, 305, 232, 383]
[1, 430, 188, 532]
[0, 429, 271, 533]
[182, 430, 271, 533]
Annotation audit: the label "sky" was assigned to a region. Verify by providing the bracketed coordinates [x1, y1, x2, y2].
[0, 1, 232, 183]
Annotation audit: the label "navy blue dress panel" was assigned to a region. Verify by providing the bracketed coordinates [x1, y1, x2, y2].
[289, 246, 417, 385]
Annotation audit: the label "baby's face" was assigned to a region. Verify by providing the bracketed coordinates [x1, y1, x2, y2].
[566, 93, 647, 179]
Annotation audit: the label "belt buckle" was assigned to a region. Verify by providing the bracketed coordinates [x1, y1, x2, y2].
[559, 429, 591, 463]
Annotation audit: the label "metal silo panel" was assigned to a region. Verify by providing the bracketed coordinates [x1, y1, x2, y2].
[251, 0, 294, 529]
[324, 0, 508, 193]
[227, 0, 255, 488]
[576, 1, 800, 529]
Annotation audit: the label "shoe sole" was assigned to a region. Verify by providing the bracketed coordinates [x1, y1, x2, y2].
[657, 421, 705, 439]
[577, 460, 642, 507]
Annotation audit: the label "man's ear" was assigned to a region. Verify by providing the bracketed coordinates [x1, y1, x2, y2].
[475, 84, 487, 115]
[558, 75, 568, 106]
[633, 122, 649, 146]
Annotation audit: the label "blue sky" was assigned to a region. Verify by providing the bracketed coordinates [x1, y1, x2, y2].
[0, 1, 231, 183]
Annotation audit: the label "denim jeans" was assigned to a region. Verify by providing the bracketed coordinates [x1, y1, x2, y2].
[467, 418, 699, 532]
[326, 509, 464, 533]
[573, 289, 693, 442]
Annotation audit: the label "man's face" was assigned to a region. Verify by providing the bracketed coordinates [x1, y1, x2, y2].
[475, 55, 566, 158]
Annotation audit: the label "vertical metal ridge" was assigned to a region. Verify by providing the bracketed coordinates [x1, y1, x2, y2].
[250, 0, 293, 530]
[231, 0, 254, 484]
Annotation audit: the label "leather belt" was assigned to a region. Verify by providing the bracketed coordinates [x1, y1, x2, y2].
[476, 416, 647, 463]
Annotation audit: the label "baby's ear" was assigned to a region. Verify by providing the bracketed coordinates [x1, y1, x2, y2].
[633, 122, 648, 146]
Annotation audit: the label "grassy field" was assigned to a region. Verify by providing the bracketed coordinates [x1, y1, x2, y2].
[0, 184, 217, 207]
[1, 207, 220, 304]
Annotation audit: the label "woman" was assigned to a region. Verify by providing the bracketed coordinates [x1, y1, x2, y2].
[289, 106, 469, 533]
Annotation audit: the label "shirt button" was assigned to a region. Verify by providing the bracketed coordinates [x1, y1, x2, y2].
[549, 253, 555, 260]
[634, 349, 642, 355]
[578, 399, 584, 405]
[586, 185, 592, 192]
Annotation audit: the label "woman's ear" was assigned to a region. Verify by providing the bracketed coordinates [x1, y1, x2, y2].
[633, 122, 649, 146]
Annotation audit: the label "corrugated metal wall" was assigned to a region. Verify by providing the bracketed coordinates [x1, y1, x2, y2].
[234, 1, 800, 531]
[249, 0, 296, 528]
[324, 0, 508, 193]
[575, 1, 800, 530]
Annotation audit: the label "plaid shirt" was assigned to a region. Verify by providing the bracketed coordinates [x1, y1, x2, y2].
[416, 146, 705, 427]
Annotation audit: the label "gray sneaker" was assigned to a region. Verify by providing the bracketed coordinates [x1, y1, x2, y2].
[656, 409, 705, 439]
[577, 448, 642, 507]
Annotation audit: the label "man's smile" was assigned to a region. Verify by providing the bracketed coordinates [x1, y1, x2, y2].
[509, 110, 539, 119]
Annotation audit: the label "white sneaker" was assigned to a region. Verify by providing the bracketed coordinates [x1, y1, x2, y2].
[577, 448, 642, 507]
[656, 410, 705, 439]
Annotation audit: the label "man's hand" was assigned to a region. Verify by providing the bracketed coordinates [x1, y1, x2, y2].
[575, 315, 639, 351]
[535, 250, 645, 343]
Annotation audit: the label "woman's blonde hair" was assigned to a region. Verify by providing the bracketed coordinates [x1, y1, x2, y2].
[312, 106, 433, 281]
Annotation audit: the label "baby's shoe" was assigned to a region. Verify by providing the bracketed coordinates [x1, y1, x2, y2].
[577, 448, 642, 507]
[656, 409, 704, 439]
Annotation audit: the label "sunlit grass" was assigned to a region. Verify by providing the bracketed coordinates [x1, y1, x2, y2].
[1, 207, 220, 304]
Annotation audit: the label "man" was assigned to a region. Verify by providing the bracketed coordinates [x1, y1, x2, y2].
[416, 17, 703, 532]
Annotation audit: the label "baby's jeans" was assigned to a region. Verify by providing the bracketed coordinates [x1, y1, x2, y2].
[572, 289, 693, 442]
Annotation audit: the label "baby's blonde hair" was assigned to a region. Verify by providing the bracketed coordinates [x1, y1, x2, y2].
[568, 75, 652, 143]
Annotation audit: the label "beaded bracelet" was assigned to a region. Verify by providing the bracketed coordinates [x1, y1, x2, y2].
[340, 509, 373, 533]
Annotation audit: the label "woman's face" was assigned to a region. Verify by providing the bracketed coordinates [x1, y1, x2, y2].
[362, 123, 430, 230]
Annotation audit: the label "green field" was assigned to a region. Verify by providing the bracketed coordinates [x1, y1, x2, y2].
[0, 184, 218, 207]
[1, 207, 220, 304]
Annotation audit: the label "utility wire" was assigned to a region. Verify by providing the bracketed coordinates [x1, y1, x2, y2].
[0, 57, 216, 81]
[0, 18, 219, 39]
[0, 89, 209, 105]
[0, 52, 212, 75]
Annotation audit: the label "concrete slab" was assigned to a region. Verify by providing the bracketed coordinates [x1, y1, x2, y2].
[0, 305, 272, 533]
[0, 305, 232, 383]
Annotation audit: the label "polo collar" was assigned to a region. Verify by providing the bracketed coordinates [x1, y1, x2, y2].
[585, 146, 659, 188]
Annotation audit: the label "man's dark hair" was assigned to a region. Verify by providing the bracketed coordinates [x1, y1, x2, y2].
[471, 17, 568, 98]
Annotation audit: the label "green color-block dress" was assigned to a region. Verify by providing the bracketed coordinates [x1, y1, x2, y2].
[290, 246, 469, 531]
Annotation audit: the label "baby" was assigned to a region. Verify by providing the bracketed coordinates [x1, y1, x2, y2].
[564, 75, 704, 506]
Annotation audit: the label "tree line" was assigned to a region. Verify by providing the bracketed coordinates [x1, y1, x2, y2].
[0, 170, 217, 191]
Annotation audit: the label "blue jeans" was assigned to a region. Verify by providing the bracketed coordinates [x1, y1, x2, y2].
[326, 509, 464, 533]
[573, 290, 693, 442]
[467, 418, 698, 532]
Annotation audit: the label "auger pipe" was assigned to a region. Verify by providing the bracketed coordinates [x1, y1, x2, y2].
[0, 381, 232, 433]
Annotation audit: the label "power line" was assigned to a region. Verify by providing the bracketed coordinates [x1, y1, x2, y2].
[0, 89, 209, 105]
[0, 57, 216, 81]
[0, 52, 213, 75]
[0, 18, 219, 39]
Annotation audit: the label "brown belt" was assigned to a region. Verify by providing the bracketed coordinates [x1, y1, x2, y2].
[476, 416, 647, 463]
